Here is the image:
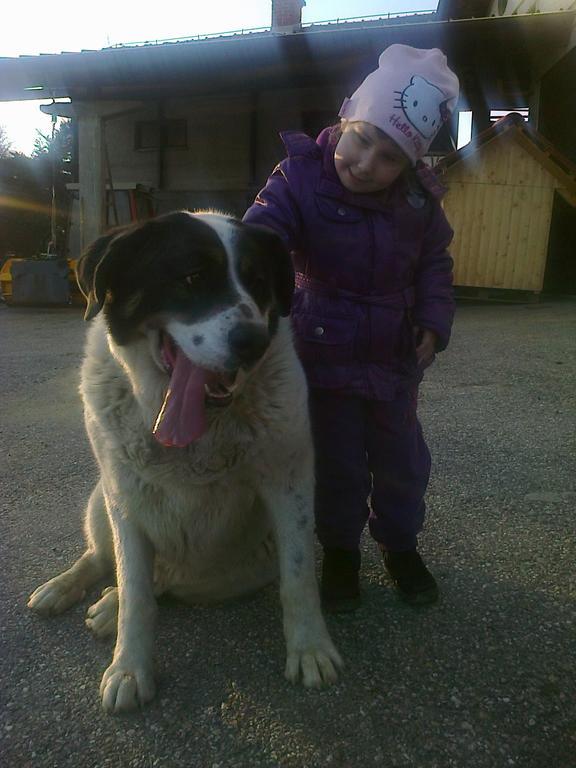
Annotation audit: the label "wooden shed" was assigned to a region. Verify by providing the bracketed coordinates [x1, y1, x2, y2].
[435, 113, 576, 294]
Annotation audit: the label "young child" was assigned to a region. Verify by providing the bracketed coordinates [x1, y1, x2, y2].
[243, 45, 459, 612]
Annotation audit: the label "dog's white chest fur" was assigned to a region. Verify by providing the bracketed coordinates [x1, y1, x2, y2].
[81, 316, 301, 576]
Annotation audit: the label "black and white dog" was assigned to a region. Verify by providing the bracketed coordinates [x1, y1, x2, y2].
[28, 211, 342, 714]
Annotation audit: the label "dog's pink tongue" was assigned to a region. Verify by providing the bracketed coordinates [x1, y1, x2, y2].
[153, 349, 208, 448]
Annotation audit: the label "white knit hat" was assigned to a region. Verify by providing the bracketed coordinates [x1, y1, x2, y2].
[339, 44, 460, 164]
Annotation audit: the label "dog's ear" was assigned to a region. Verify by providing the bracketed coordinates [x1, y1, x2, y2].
[245, 224, 295, 317]
[75, 227, 131, 321]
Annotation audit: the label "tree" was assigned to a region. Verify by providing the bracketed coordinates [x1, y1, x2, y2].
[32, 119, 73, 167]
[0, 119, 77, 260]
[0, 125, 12, 159]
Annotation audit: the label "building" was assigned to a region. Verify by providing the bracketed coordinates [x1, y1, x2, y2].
[0, 0, 574, 264]
[436, 112, 576, 293]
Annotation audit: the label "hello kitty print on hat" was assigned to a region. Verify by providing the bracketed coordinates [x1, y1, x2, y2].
[394, 76, 449, 139]
[339, 45, 460, 164]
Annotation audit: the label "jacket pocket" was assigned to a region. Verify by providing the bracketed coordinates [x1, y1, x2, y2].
[291, 313, 357, 366]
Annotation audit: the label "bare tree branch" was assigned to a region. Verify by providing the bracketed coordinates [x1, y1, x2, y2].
[0, 125, 13, 159]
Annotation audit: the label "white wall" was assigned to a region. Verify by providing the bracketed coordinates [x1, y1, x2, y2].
[101, 84, 342, 214]
[104, 103, 159, 187]
[165, 94, 251, 191]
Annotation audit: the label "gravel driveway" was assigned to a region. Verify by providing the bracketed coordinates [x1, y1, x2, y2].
[1, 298, 574, 768]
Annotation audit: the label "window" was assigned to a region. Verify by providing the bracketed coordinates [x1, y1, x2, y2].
[457, 111, 473, 149]
[135, 119, 187, 150]
[490, 108, 529, 122]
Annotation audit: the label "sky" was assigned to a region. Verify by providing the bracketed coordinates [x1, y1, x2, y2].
[0, 0, 435, 154]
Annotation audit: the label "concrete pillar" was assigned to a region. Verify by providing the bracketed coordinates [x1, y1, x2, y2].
[78, 113, 105, 251]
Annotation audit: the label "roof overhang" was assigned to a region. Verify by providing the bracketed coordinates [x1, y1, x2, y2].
[0, 11, 573, 104]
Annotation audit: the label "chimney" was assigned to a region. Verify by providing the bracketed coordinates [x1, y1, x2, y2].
[271, 0, 306, 33]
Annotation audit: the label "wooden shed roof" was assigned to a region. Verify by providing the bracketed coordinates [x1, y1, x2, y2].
[435, 112, 576, 206]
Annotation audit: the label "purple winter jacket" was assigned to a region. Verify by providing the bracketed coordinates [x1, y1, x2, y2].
[243, 127, 455, 400]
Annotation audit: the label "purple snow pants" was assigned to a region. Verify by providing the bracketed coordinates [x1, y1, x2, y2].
[308, 388, 432, 552]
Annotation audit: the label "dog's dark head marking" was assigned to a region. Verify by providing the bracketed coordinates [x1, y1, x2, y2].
[233, 223, 294, 319]
[77, 212, 233, 343]
[76, 211, 295, 359]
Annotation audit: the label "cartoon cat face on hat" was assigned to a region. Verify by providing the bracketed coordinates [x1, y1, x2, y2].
[339, 45, 460, 164]
[395, 75, 449, 140]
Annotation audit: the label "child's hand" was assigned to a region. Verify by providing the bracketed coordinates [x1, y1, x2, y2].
[413, 326, 437, 369]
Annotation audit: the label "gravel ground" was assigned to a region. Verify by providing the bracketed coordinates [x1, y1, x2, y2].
[1, 298, 575, 768]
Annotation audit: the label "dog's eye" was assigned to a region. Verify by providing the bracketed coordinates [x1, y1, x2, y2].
[184, 272, 203, 286]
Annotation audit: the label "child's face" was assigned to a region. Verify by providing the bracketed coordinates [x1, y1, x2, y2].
[334, 122, 409, 194]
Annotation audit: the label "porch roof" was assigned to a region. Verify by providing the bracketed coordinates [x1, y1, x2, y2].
[0, 11, 573, 107]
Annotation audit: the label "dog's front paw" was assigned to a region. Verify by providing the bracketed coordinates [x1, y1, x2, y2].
[28, 577, 86, 616]
[285, 630, 343, 688]
[100, 659, 156, 714]
[86, 586, 118, 639]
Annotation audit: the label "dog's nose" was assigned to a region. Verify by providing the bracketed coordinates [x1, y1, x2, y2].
[228, 324, 269, 366]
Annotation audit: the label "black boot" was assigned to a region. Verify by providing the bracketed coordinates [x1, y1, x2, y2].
[382, 549, 439, 606]
[321, 548, 361, 614]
